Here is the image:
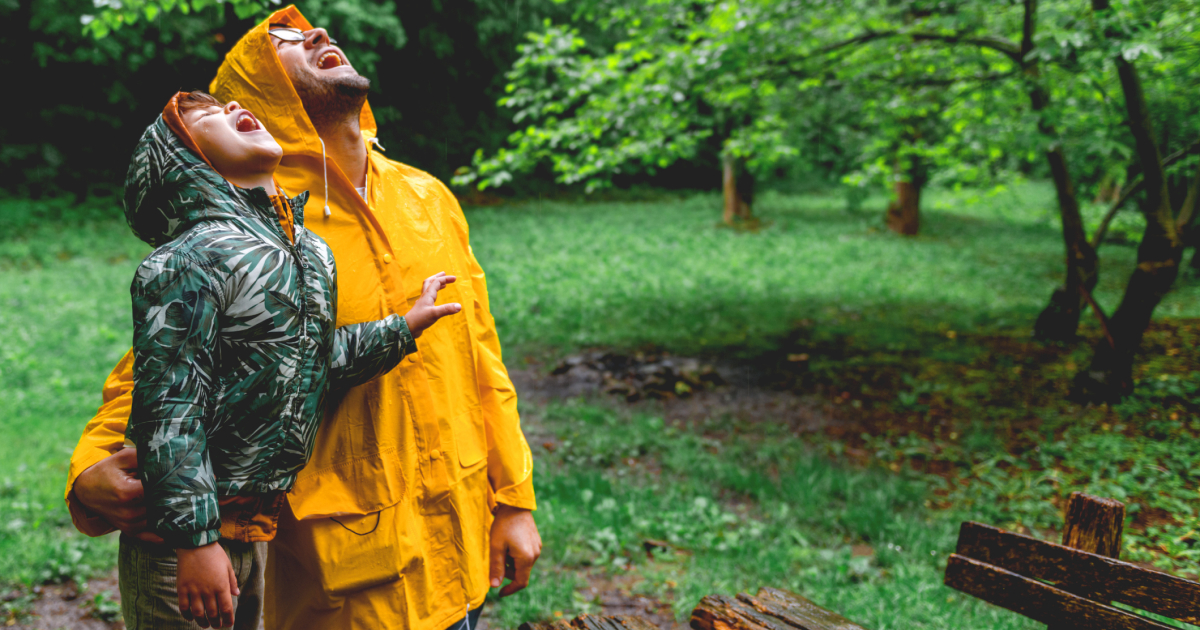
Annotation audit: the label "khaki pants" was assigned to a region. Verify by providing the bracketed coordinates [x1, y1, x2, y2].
[118, 534, 266, 630]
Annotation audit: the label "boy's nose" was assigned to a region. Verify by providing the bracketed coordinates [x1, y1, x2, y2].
[225, 102, 241, 114]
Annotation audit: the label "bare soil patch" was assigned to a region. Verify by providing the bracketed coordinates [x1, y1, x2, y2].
[15, 573, 121, 630]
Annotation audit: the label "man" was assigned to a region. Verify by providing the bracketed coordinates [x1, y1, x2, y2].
[65, 7, 541, 629]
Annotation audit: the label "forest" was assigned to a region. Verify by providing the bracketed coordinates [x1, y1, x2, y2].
[1, 0, 1198, 628]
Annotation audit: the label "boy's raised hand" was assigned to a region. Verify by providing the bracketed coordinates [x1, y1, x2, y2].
[404, 272, 462, 338]
[177, 543, 239, 629]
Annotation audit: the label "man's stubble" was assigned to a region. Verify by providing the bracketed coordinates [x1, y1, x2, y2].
[292, 69, 370, 132]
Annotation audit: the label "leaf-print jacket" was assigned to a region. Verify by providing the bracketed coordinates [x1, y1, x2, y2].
[124, 117, 415, 549]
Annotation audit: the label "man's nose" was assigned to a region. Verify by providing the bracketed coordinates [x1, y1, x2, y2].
[304, 28, 332, 48]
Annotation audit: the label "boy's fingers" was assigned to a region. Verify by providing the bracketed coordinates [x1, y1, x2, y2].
[189, 593, 208, 627]
[229, 564, 240, 596]
[219, 587, 236, 628]
[179, 591, 193, 621]
[204, 591, 221, 628]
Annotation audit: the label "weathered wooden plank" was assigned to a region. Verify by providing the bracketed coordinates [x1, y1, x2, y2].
[1051, 493, 1126, 630]
[955, 522, 1200, 624]
[748, 588, 868, 630]
[522, 614, 661, 630]
[944, 554, 1177, 630]
[519, 621, 575, 630]
[571, 615, 660, 630]
[690, 590, 869, 630]
[692, 594, 801, 630]
[1061, 492, 1125, 558]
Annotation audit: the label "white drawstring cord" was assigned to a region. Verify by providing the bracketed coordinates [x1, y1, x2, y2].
[368, 137, 386, 152]
[319, 136, 331, 218]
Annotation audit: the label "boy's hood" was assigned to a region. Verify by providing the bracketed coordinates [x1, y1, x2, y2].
[209, 5, 378, 162]
[123, 100, 252, 248]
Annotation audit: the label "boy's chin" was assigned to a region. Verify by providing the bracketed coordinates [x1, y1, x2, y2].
[242, 141, 284, 166]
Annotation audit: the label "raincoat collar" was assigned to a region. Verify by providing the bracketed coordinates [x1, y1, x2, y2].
[209, 5, 379, 164]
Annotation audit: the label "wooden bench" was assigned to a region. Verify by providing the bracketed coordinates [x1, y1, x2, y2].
[944, 492, 1200, 629]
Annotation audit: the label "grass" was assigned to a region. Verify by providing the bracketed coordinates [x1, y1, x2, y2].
[488, 400, 1042, 629]
[0, 182, 1197, 627]
[467, 183, 1200, 364]
[0, 195, 147, 591]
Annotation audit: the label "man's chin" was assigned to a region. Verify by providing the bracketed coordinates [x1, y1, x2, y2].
[326, 72, 370, 93]
[290, 67, 371, 128]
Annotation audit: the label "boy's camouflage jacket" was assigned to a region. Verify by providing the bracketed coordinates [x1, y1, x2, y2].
[124, 117, 415, 549]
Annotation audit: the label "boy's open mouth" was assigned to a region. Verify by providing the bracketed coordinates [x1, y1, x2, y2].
[236, 112, 260, 133]
[317, 51, 343, 70]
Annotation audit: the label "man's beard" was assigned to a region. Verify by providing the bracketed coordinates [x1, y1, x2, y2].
[292, 70, 371, 131]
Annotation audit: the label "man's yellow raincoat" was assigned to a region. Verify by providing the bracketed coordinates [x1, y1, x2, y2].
[64, 7, 535, 629]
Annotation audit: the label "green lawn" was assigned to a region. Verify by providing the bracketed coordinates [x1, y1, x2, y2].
[1, 183, 1197, 628]
[467, 184, 1198, 358]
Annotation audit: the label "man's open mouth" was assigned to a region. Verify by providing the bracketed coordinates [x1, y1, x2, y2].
[317, 51, 344, 70]
[236, 112, 260, 133]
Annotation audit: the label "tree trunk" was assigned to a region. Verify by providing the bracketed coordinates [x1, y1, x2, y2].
[1023, 0, 1099, 343]
[722, 154, 754, 225]
[885, 178, 921, 235]
[1072, 0, 1190, 402]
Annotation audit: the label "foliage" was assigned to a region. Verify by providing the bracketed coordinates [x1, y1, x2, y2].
[82, 0, 275, 39]
[461, 0, 1200, 209]
[1, 0, 567, 196]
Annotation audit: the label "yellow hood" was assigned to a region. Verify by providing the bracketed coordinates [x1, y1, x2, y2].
[209, 5, 378, 161]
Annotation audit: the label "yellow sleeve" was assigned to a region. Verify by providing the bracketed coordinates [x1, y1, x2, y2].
[452, 199, 536, 511]
[64, 349, 136, 536]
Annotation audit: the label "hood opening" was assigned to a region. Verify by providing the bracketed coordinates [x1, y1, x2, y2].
[209, 5, 379, 162]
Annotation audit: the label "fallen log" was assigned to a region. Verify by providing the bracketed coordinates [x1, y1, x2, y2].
[521, 614, 661, 630]
[690, 587, 868, 630]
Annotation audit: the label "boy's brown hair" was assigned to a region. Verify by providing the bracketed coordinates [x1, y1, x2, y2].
[175, 91, 223, 114]
[162, 91, 222, 168]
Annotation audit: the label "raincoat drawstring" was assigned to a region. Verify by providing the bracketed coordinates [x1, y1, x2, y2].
[319, 136, 331, 218]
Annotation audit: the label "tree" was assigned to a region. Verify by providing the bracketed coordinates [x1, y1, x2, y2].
[1071, 0, 1200, 401]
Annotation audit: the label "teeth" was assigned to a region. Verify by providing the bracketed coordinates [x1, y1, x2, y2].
[318, 52, 342, 69]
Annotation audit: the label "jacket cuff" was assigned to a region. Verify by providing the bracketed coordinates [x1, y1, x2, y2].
[168, 529, 222, 550]
[396, 315, 417, 358]
[494, 476, 537, 512]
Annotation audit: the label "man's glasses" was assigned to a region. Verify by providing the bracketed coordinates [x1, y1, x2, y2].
[268, 27, 338, 45]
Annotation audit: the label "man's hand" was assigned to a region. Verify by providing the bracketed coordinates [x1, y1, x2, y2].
[489, 505, 541, 597]
[72, 448, 163, 543]
[404, 272, 461, 339]
[177, 543, 240, 629]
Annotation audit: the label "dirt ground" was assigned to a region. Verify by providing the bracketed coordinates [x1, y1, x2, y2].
[17, 573, 122, 630]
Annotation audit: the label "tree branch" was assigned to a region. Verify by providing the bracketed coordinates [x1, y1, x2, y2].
[1091, 139, 1200, 248]
[909, 31, 1022, 60]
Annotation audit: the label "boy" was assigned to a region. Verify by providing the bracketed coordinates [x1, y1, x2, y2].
[118, 91, 459, 629]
